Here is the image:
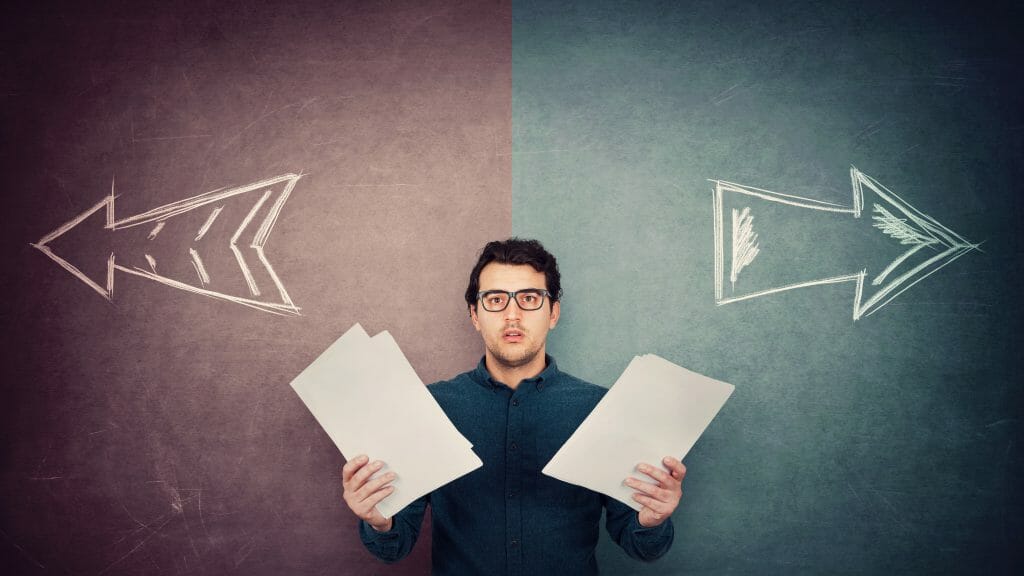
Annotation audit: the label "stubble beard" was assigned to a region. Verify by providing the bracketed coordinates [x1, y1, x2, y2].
[487, 336, 543, 369]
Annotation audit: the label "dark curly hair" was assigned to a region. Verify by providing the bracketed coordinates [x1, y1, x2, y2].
[464, 238, 562, 311]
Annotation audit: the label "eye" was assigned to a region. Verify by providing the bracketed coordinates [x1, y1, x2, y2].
[483, 293, 507, 306]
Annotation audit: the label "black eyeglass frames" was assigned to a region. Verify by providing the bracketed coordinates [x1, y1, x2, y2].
[476, 289, 551, 312]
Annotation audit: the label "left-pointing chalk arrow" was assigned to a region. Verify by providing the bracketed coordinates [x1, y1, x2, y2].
[31, 174, 303, 316]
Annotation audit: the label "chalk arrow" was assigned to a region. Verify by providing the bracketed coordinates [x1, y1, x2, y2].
[31, 174, 303, 316]
[711, 167, 978, 320]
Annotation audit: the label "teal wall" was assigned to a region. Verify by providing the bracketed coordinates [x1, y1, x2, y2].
[513, 1, 1021, 573]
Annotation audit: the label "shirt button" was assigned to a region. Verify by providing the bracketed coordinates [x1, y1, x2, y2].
[510, 538, 520, 547]
[508, 490, 516, 499]
[511, 399, 520, 407]
[510, 442, 518, 451]
[537, 382, 545, 391]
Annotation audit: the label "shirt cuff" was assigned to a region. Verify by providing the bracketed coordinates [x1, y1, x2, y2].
[359, 519, 399, 543]
[630, 512, 672, 538]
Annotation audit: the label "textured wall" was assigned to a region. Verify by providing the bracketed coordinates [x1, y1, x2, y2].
[2, 1, 510, 574]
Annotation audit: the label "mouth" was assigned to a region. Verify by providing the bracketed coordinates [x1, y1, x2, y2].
[502, 328, 524, 343]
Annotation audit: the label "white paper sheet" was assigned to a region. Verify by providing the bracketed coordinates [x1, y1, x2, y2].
[542, 354, 734, 511]
[290, 323, 482, 518]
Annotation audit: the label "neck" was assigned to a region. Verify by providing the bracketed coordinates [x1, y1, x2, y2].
[485, 352, 547, 390]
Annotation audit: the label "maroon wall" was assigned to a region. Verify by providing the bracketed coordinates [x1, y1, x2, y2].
[1, 1, 511, 574]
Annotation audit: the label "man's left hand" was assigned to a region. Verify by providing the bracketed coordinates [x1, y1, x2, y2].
[626, 456, 686, 527]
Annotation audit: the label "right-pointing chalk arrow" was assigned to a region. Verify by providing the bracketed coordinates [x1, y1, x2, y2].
[711, 167, 979, 320]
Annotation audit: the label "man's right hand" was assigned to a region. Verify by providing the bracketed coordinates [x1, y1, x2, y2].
[342, 454, 397, 532]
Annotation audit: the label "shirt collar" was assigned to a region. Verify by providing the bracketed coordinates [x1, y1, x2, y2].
[470, 355, 559, 391]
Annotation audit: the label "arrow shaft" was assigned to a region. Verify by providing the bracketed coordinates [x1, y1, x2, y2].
[712, 178, 863, 302]
[713, 179, 857, 213]
[109, 174, 299, 230]
[716, 272, 865, 305]
[112, 264, 299, 315]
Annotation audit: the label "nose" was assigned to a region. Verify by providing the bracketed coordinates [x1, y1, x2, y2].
[503, 297, 523, 321]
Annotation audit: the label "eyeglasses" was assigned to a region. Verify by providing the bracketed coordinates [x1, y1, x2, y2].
[476, 289, 551, 312]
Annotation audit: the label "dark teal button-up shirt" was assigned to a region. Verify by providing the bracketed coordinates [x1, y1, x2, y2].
[359, 356, 674, 575]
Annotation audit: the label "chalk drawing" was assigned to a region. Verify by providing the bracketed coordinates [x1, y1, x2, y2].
[194, 206, 223, 242]
[711, 167, 977, 320]
[188, 248, 211, 286]
[31, 174, 303, 316]
[870, 203, 937, 286]
[730, 207, 760, 287]
[147, 222, 165, 240]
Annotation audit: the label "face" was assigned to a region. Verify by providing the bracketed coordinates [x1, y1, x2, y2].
[470, 263, 560, 370]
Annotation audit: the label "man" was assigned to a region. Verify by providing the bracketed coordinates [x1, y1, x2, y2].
[342, 238, 685, 575]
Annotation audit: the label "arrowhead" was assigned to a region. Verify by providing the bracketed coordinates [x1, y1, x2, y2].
[30, 185, 117, 300]
[851, 167, 978, 320]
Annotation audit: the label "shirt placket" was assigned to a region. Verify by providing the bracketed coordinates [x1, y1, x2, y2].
[505, 387, 524, 576]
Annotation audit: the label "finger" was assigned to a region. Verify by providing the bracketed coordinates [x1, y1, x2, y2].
[349, 460, 385, 490]
[641, 507, 666, 523]
[361, 484, 396, 512]
[625, 477, 671, 501]
[663, 457, 687, 480]
[342, 455, 369, 483]
[352, 476, 397, 518]
[633, 493, 671, 515]
[355, 471, 397, 502]
[635, 463, 675, 487]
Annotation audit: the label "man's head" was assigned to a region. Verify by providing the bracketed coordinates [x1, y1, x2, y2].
[466, 238, 562, 373]
[465, 238, 562, 309]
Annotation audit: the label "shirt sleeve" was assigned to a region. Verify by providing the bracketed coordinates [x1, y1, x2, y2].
[358, 493, 430, 563]
[602, 495, 675, 561]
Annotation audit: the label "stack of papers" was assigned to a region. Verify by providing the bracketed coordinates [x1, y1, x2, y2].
[290, 323, 482, 518]
[542, 354, 734, 510]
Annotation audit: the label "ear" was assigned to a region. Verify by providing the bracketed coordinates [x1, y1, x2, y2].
[548, 300, 560, 329]
[469, 304, 481, 332]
